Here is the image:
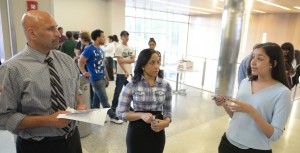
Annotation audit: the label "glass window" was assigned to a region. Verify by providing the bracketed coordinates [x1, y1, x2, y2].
[144, 19, 152, 33]
[136, 8, 145, 18]
[167, 13, 174, 21]
[151, 20, 166, 34]
[135, 18, 144, 32]
[152, 11, 167, 20]
[133, 33, 146, 54]
[125, 17, 135, 32]
[125, 7, 190, 86]
[203, 59, 218, 91]
[145, 10, 152, 18]
[173, 14, 189, 23]
[125, 7, 135, 16]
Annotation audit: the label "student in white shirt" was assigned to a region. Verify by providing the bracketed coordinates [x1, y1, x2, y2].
[104, 35, 116, 81]
[111, 31, 135, 112]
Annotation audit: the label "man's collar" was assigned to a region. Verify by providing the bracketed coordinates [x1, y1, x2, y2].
[25, 44, 54, 63]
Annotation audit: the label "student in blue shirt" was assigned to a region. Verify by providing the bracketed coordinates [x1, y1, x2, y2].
[238, 54, 250, 86]
[117, 49, 172, 153]
[214, 42, 291, 153]
[79, 29, 122, 124]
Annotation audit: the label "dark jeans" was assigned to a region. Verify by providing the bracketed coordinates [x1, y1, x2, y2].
[111, 74, 129, 111]
[106, 57, 114, 81]
[90, 78, 116, 118]
[218, 133, 272, 153]
[16, 127, 82, 153]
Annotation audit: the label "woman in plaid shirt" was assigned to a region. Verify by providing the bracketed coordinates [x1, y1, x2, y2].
[117, 49, 172, 153]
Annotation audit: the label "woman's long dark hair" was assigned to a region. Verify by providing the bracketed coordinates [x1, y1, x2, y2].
[247, 42, 289, 88]
[132, 49, 163, 82]
[281, 42, 294, 64]
[112, 35, 119, 42]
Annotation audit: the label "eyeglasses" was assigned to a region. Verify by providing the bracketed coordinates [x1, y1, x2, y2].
[282, 49, 289, 52]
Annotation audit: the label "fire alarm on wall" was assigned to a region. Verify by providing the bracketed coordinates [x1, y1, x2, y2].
[27, 1, 38, 11]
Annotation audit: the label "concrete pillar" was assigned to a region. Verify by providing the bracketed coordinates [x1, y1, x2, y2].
[215, 0, 245, 97]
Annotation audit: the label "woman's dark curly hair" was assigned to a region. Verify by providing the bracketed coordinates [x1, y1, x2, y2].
[132, 49, 163, 82]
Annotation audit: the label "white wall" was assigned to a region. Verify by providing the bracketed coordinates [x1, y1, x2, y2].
[1, 0, 52, 59]
[53, 0, 109, 34]
[0, 0, 11, 59]
[53, 0, 125, 38]
[12, 0, 53, 52]
[1, 0, 125, 60]
[107, 0, 125, 36]
[188, 15, 222, 59]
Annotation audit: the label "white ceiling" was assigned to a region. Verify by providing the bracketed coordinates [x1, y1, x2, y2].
[125, 0, 300, 15]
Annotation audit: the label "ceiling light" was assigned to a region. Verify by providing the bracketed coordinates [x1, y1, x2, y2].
[256, 0, 290, 10]
[152, 0, 217, 12]
[294, 6, 300, 10]
[262, 33, 267, 43]
[167, 7, 210, 14]
[252, 10, 266, 13]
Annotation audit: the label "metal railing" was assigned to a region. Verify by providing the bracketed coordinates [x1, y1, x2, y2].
[162, 52, 300, 101]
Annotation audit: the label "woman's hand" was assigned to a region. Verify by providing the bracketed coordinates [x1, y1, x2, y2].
[212, 96, 227, 106]
[226, 99, 255, 114]
[141, 113, 154, 124]
[288, 67, 295, 76]
[151, 119, 169, 132]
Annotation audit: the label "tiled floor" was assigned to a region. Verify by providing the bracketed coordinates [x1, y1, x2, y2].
[80, 81, 300, 153]
[1, 80, 300, 153]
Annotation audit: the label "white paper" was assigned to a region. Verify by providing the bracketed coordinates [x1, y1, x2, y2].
[64, 107, 95, 114]
[127, 74, 132, 82]
[57, 107, 109, 126]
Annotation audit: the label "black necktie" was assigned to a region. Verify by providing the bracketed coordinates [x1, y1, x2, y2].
[45, 57, 70, 132]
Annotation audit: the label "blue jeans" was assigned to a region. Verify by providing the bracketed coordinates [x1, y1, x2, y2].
[90, 78, 116, 119]
[111, 74, 129, 110]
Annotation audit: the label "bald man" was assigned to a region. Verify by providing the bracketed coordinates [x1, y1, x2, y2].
[0, 10, 86, 153]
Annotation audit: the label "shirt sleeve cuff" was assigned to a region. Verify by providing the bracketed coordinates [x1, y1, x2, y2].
[121, 112, 128, 122]
[269, 127, 283, 141]
[6, 113, 26, 133]
[78, 89, 83, 95]
[163, 112, 172, 119]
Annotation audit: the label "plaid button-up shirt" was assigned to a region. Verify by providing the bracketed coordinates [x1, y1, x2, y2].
[117, 76, 172, 121]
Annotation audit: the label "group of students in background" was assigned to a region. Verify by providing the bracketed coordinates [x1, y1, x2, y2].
[0, 10, 297, 153]
[0, 9, 171, 152]
[238, 42, 300, 89]
[56, 26, 171, 152]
